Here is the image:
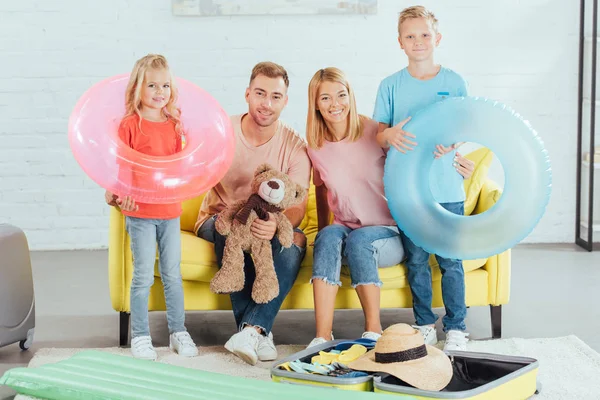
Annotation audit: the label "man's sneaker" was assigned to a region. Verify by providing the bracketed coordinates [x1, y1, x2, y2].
[306, 333, 334, 349]
[257, 331, 278, 361]
[361, 331, 382, 341]
[224, 327, 260, 366]
[444, 330, 469, 352]
[412, 325, 438, 345]
[131, 336, 157, 361]
[170, 331, 198, 357]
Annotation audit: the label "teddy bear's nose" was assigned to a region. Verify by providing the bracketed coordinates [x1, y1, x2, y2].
[268, 181, 280, 190]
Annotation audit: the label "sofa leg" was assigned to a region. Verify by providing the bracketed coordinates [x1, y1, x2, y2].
[120, 312, 130, 347]
[490, 305, 502, 339]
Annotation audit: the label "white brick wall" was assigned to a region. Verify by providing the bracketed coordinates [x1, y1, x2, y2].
[0, 0, 579, 250]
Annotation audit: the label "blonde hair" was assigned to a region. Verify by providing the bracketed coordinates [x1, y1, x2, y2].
[306, 67, 363, 149]
[398, 5, 439, 36]
[124, 54, 182, 135]
[250, 61, 289, 88]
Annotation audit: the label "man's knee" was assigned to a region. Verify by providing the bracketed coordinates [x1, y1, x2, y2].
[293, 230, 306, 248]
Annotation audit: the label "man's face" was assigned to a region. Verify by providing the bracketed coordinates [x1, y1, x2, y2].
[245, 74, 289, 127]
[398, 17, 441, 62]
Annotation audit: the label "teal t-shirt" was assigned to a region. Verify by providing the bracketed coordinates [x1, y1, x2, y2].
[373, 67, 468, 204]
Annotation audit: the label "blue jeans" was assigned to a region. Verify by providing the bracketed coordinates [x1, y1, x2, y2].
[400, 202, 467, 332]
[312, 224, 405, 288]
[198, 216, 305, 335]
[126, 216, 186, 339]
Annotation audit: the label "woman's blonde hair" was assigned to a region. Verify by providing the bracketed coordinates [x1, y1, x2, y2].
[124, 54, 182, 135]
[306, 67, 363, 149]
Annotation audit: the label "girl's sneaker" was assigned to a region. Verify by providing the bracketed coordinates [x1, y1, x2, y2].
[361, 331, 382, 341]
[306, 333, 334, 349]
[170, 331, 198, 357]
[131, 336, 157, 361]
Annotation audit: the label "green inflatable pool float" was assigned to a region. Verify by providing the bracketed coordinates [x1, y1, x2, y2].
[0, 350, 413, 399]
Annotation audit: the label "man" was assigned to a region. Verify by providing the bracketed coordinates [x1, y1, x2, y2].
[195, 61, 311, 365]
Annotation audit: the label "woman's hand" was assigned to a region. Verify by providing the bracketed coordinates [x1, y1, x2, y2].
[454, 152, 475, 179]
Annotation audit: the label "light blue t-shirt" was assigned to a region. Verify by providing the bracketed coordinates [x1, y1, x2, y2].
[373, 67, 468, 204]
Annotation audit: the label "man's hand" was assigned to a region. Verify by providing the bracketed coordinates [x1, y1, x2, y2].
[454, 152, 475, 179]
[383, 117, 417, 153]
[251, 212, 277, 240]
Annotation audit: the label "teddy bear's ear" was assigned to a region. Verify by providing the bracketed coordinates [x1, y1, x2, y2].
[294, 184, 308, 202]
[254, 163, 274, 177]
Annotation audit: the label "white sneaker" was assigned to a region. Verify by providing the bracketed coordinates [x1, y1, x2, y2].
[224, 327, 260, 366]
[170, 331, 198, 357]
[306, 333, 334, 349]
[131, 336, 157, 361]
[257, 331, 278, 361]
[361, 331, 382, 341]
[413, 325, 438, 345]
[444, 330, 469, 352]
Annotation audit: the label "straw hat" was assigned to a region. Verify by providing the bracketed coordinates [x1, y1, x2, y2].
[347, 323, 453, 391]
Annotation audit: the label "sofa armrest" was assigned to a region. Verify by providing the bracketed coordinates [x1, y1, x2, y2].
[473, 179, 511, 305]
[108, 207, 129, 312]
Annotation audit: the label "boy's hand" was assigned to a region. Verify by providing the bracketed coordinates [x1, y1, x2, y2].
[384, 117, 417, 153]
[116, 196, 138, 212]
[434, 144, 456, 158]
[251, 212, 277, 241]
[454, 152, 475, 179]
[105, 190, 118, 207]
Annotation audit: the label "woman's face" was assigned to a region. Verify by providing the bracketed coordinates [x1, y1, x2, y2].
[316, 81, 350, 125]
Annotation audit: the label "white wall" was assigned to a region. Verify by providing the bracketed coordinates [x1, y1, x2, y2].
[0, 0, 579, 250]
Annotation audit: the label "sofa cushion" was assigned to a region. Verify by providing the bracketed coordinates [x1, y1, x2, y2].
[181, 195, 205, 233]
[462, 148, 494, 215]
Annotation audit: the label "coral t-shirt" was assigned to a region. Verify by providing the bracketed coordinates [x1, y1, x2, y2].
[117, 114, 183, 220]
[307, 117, 396, 229]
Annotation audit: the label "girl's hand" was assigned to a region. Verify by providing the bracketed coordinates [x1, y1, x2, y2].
[116, 196, 138, 212]
[105, 190, 118, 207]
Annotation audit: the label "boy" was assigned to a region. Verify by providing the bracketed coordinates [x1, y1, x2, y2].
[374, 5, 470, 351]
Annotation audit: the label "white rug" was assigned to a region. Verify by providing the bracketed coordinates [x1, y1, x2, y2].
[12, 335, 600, 400]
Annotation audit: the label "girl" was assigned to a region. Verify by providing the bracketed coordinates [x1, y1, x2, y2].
[105, 54, 197, 360]
[305, 67, 406, 347]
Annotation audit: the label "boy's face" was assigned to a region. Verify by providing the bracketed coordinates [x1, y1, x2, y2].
[398, 17, 441, 62]
[245, 74, 288, 128]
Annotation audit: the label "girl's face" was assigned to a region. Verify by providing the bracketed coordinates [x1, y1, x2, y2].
[141, 68, 171, 111]
[316, 81, 350, 125]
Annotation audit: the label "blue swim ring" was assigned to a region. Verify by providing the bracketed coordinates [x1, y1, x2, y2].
[383, 97, 552, 260]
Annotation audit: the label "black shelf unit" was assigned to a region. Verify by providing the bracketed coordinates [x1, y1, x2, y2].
[576, 0, 600, 251]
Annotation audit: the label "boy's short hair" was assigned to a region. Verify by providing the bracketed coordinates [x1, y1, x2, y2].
[250, 61, 289, 88]
[398, 5, 439, 36]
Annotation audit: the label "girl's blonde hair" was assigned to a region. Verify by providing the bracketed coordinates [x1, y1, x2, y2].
[306, 67, 363, 149]
[124, 54, 182, 135]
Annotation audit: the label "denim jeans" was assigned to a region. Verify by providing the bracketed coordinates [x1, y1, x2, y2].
[126, 216, 186, 339]
[400, 201, 467, 332]
[312, 224, 405, 288]
[198, 216, 305, 335]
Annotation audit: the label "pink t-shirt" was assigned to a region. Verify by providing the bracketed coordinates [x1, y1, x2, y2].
[308, 118, 396, 229]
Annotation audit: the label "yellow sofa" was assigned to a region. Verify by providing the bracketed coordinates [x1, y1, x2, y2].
[109, 148, 509, 346]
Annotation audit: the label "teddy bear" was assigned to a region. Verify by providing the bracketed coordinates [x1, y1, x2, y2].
[210, 163, 307, 304]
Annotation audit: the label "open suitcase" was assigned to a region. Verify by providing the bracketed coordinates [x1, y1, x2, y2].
[271, 340, 540, 399]
[0, 224, 35, 351]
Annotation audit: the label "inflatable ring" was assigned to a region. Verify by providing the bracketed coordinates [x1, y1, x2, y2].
[383, 97, 552, 260]
[68, 74, 235, 204]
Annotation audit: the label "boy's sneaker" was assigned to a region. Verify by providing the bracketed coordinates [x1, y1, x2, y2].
[412, 325, 438, 345]
[306, 333, 334, 349]
[131, 336, 157, 361]
[444, 330, 469, 352]
[361, 331, 382, 341]
[257, 331, 278, 361]
[224, 327, 260, 366]
[169, 331, 198, 357]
